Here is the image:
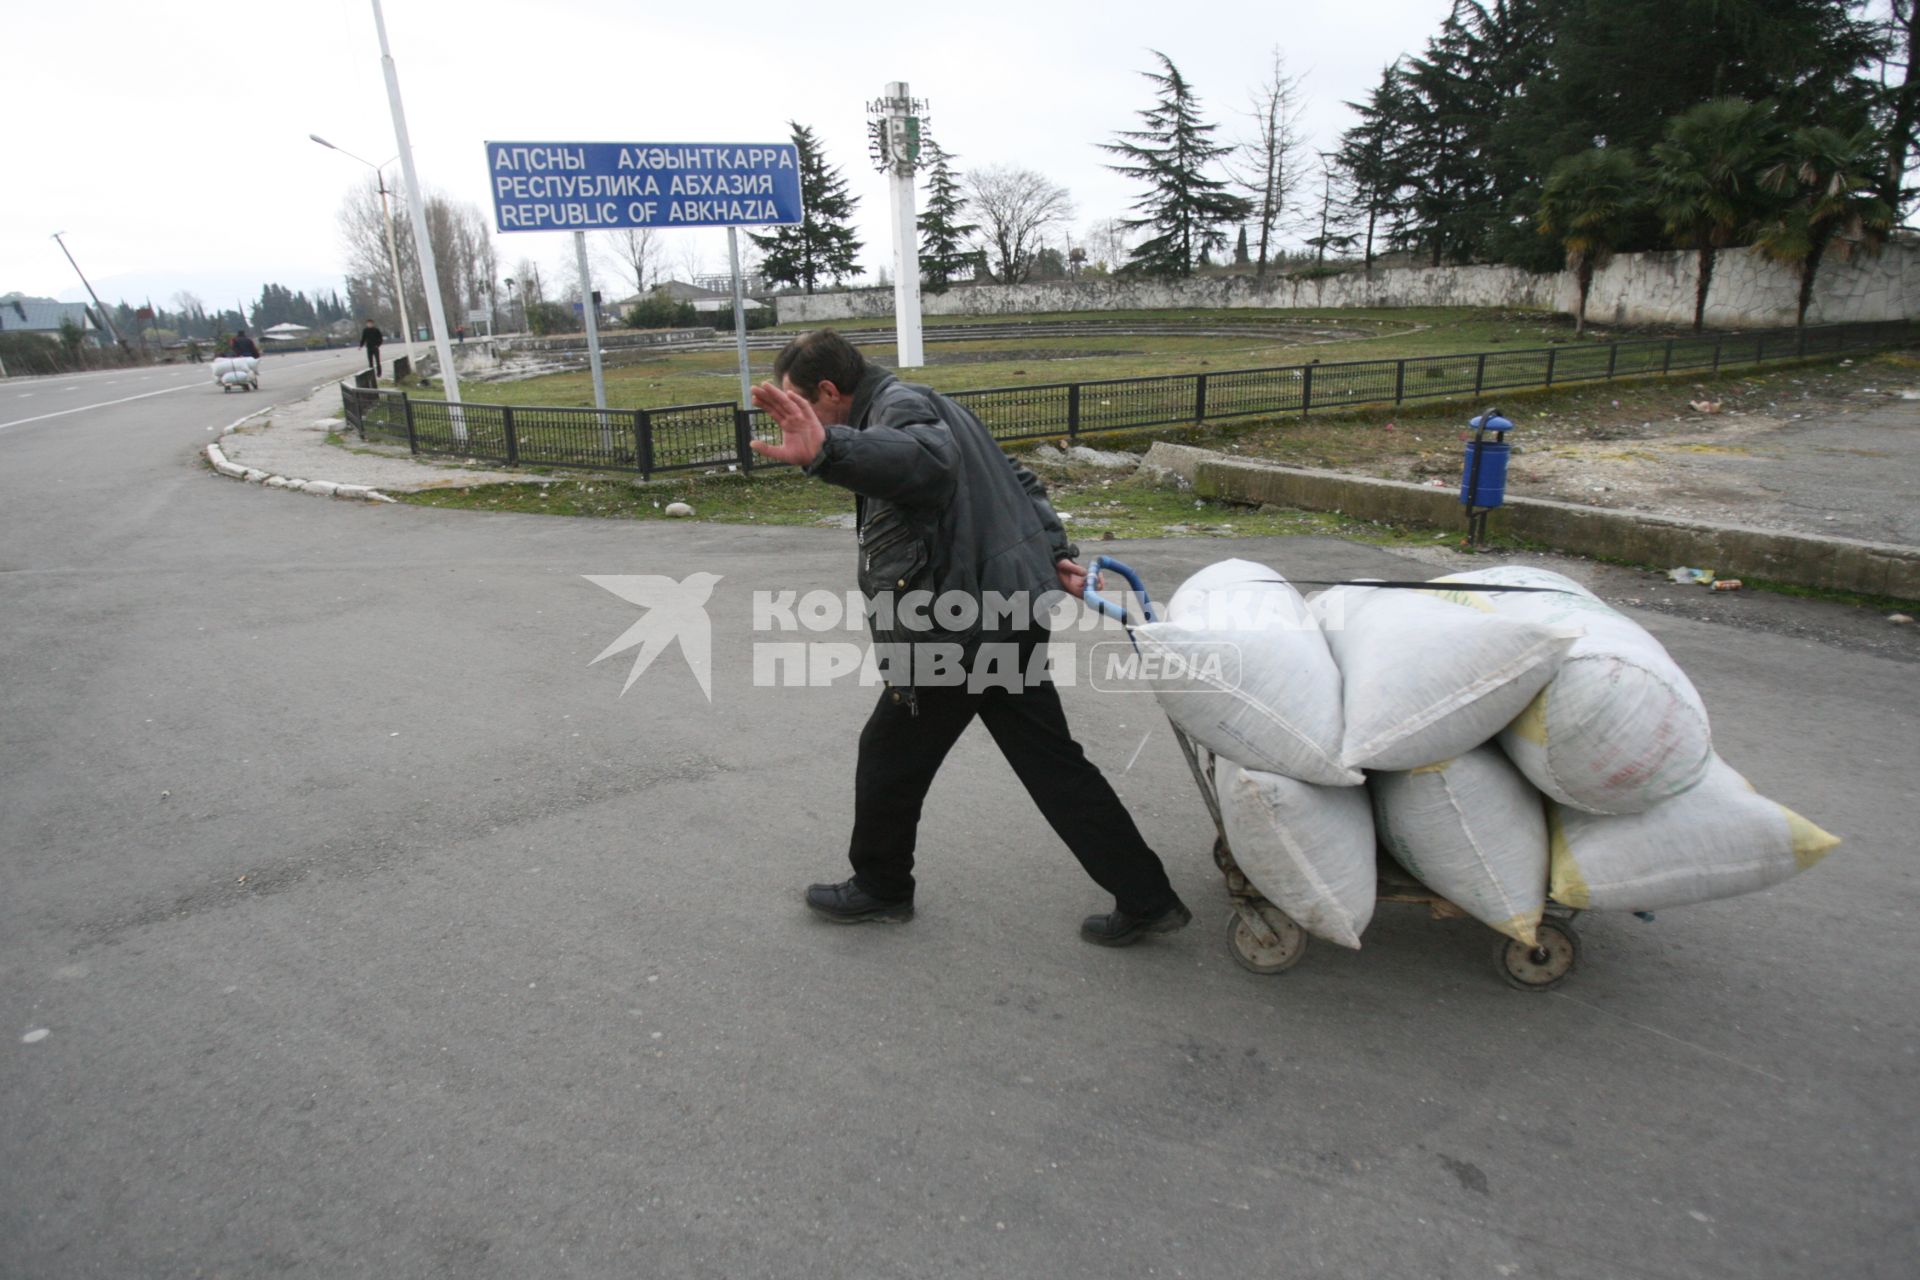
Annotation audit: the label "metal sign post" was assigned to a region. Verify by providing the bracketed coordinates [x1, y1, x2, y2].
[867, 84, 928, 369]
[728, 226, 752, 406]
[572, 231, 609, 428]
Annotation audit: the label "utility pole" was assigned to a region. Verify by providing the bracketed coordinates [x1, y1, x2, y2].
[51, 232, 126, 351]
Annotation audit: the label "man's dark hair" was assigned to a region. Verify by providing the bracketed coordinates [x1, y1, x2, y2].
[772, 329, 866, 399]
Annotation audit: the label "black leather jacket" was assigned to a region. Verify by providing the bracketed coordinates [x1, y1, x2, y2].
[803, 366, 1077, 656]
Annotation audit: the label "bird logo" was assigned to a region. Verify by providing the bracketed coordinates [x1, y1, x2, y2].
[585, 572, 722, 701]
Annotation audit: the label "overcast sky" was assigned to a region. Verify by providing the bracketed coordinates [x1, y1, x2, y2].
[7, 0, 1455, 313]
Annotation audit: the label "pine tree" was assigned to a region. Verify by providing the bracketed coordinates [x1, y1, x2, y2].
[1334, 63, 1417, 273]
[751, 122, 863, 295]
[917, 138, 977, 293]
[1101, 51, 1252, 277]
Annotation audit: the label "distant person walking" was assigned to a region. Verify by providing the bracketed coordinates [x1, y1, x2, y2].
[228, 329, 260, 359]
[359, 319, 384, 378]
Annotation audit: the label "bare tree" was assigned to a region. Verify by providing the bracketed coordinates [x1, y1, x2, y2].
[337, 179, 496, 333]
[600, 228, 663, 298]
[964, 165, 1075, 283]
[336, 175, 419, 331]
[424, 195, 496, 327]
[1083, 218, 1133, 274]
[673, 233, 707, 285]
[1228, 47, 1310, 280]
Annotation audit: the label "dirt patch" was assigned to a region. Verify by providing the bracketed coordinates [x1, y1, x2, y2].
[1275, 356, 1920, 547]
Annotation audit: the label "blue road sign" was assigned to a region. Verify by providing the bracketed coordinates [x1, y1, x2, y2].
[485, 141, 803, 233]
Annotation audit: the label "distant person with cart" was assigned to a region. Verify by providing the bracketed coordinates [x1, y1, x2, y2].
[749, 329, 1190, 948]
[228, 329, 260, 359]
[359, 319, 384, 378]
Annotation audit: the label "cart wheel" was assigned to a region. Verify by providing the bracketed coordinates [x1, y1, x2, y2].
[1227, 905, 1307, 975]
[1496, 919, 1580, 992]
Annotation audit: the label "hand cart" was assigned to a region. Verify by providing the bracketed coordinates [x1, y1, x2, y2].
[1083, 555, 1590, 991]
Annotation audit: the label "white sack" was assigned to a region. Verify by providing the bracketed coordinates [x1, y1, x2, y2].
[1217, 759, 1376, 949]
[1370, 746, 1549, 945]
[1310, 584, 1575, 771]
[1431, 566, 1711, 814]
[1134, 559, 1358, 786]
[1549, 754, 1840, 911]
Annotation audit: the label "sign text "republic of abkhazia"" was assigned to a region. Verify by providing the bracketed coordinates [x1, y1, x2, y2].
[485, 142, 803, 233]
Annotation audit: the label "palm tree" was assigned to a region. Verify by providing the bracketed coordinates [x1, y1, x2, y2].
[1756, 125, 1896, 328]
[1650, 99, 1785, 331]
[1537, 148, 1643, 335]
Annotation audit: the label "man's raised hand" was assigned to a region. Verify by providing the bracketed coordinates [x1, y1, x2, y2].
[748, 381, 826, 467]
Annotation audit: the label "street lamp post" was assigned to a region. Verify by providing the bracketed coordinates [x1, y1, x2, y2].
[310, 133, 416, 377]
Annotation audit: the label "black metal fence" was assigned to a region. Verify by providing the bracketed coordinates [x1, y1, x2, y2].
[339, 319, 1911, 478]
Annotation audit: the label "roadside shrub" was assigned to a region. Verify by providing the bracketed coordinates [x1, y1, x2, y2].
[527, 301, 576, 336]
[625, 292, 700, 330]
[708, 306, 775, 333]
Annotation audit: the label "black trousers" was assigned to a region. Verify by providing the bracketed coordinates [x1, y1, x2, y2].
[847, 635, 1177, 914]
[365, 345, 382, 377]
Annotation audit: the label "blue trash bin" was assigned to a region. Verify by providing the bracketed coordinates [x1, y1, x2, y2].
[1459, 438, 1511, 507]
[1460, 411, 1514, 508]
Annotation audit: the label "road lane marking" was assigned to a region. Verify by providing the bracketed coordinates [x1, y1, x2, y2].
[0, 382, 203, 432]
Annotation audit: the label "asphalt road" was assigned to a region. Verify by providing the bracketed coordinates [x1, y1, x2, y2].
[2, 355, 1915, 1279]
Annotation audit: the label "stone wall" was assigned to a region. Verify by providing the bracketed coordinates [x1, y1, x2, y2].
[776, 243, 1919, 330]
[1570, 244, 1920, 328]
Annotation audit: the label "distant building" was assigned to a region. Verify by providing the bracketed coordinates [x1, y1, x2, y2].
[0, 294, 104, 343]
[693, 271, 770, 296]
[618, 280, 768, 316]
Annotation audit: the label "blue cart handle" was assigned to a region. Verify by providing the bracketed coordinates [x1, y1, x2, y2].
[1084, 556, 1160, 625]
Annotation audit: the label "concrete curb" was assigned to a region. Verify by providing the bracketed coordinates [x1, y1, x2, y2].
[1137, 443, 1920, 600]
[202, 395, 396, 504]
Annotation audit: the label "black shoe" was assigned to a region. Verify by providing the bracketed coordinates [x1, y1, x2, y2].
[805, 878, 914, 924]
[1080, 898, 1192, 947]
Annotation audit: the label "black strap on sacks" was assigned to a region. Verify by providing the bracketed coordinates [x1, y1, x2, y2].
[1273, 579, 1577, 594]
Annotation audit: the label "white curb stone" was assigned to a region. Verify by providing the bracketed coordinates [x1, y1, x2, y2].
[304, 480, 338, 497]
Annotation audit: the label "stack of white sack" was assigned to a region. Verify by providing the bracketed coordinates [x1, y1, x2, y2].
[1135, 559, 1839, 947]
[212, 356, 257, 386]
